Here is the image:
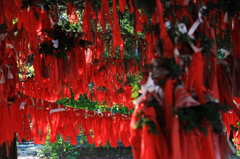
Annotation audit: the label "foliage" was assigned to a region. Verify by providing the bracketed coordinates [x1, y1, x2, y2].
[38, 134, 133, 158]
[133, 93, 166, 135]
[89, 0, 101, 10]
[26, 65, 35, 78]
[56, 94, 134, 114]
[199, 33, 214, 57]
[230, 122, 240, 156]
[18, 55, 35, 80]
[162, 58, 183, 79]
[56, 73, 141, 114]
[128, 74, 142, 99]
[59, 17, 81, 32]
[143, 23, 160, 36]
[134, 115, 158, 134]
[135, 0, 156, 18]
[40, 25, 69, 59]
[173, 102, 229, 135]
[119, 11, 134, 36]
[216, 27, 231, 51]
[39, 24, 92, 59]
[217, 49, 226, 60]
[168, 23, 213, 57]
[37, 134, 92, 159]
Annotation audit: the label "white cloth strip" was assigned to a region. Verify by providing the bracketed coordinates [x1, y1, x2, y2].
[52, 39, 59, 48]
[4, 64, 13, 79]
[0, 68, 5, 83]
[30, 97, 35, 106]
[50, 108, 66, 115]
[188, 6, 207, 37]
[20, 102, 26, 109]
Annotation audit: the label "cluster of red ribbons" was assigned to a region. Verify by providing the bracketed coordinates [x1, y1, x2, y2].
[1, 0, 240, 158]
[0, 0, 144, 148]
[20, 57, 137, 108]
[131, 81, 235, 159]
[0, 36, 20, 103]
[223, 97, 240, 151]
[128, 0, 240, 158]
[3, 3, 143, 107]
[1, 95, 131, 147]
[0, 0, 239, 108]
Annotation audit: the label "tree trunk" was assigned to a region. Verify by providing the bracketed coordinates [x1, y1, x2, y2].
[0, 135, 17, 159]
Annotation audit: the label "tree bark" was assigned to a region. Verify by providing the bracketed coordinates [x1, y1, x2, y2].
[0, 135, 17, 159]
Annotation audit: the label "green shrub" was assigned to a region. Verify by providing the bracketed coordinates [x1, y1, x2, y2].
[37, 135, 88, 159]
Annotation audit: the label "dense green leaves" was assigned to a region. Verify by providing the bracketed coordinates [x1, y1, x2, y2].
[134, 116, 158, 134]
[56, 94, 134, 114]
[199, 34, 214, 57]
[173, 102, 229, 135]
[135, 0, 156, 18]
[38, 134, 92, 159]
[38, 134, 132, 158]
[162, 58, 183, 79]
[89, 0, 101, 10]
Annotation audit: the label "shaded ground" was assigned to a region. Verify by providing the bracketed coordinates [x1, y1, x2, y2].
[17, 143, 133, 159]
[231, 155, 240, 159]
[17, 143, 240, 159]
[17, 144, 42, 159]
[68, 147, 133, 158]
